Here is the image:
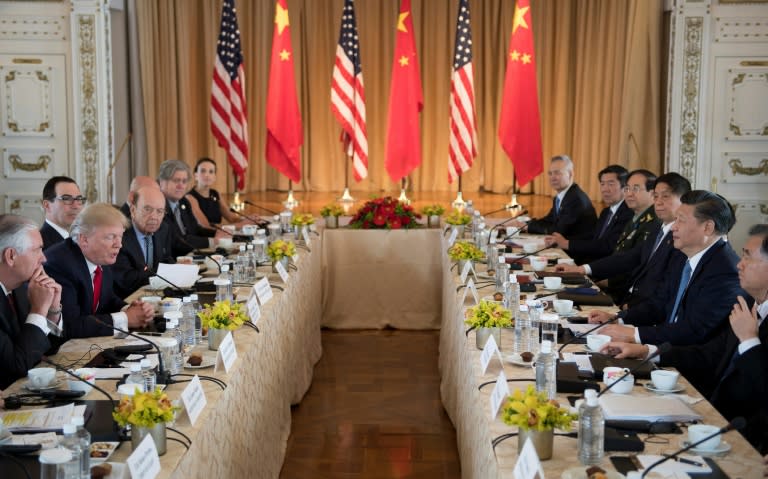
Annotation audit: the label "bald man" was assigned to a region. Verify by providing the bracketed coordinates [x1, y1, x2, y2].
[120, 176, 159, 219]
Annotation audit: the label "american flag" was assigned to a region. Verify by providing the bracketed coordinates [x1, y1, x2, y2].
[211, 0, 248, 190]
[330, 0, 368, 181]
[448, 0, 477, 183]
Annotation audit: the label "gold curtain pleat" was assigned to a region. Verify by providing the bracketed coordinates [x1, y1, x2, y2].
[134, 0, 663, 200]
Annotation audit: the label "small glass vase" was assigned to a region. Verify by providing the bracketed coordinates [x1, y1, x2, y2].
[451, 224, 465, 238]
[131, 422, 167, 456]
[208, 327, 228, 351]
[517, 428, 554, 460]
[475, 327, 501, 350]
[272, 256, 289, 273]
[324, 216, 339, 229]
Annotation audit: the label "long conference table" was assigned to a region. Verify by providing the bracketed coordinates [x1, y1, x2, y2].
[3, 224, 764, 478]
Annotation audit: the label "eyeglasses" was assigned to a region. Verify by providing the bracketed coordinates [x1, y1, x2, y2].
[622, 185, 645, 193]
[141, 205, 166, 216]
[54, 195, 87, 205]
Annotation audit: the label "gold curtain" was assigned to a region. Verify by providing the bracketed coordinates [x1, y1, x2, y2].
[134, 0, 662, 199]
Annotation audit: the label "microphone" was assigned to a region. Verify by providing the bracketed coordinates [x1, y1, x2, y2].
[39, 357, 117, 407]
[210, 224, 233, 236]
[498, 222, 530, 244]
[558, 316, 619, 352]
[88, 317, 172, 385]
[244, 199, 279, 216]
[229, 208, 268, 226]
[640, 417, 746, 478]
[597, 342, 671, 397]
[481, 205, 513, 216]
[488, 211, 528, 242]
[152, 273, 187, 293]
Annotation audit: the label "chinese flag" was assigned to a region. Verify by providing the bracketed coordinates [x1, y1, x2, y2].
[498, 0, 543, 188]
[384, 0, 423, 184]
[266, 0, 302, 182]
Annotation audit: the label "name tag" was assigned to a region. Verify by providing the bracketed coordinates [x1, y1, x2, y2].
[447, 228, 459, 246]
[466, 278, 479, 305]
[180, 375, 207, 426]
[252, 277, 273, 305]
[490, 370, 509, 420]
[460, 260, 473, 284]
[127, 434, 161, 479]
[480, 333, 500, 374]
[302, 227, 311, 245]
[275, 260, 290, 283]
[246, 295, 261, 325]
[514, 438, 545, 479]
[215, 332, 238, 373]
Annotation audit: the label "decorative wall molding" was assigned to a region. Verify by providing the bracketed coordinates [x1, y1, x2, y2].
[727, 70, 768, 139]
[2, 147, 56, 179]
[0, 15, 67, 41]
[679, 16, 704, 182]
[3, 194, 42, 219]
[73, 14, 99, 201]
[2, 66, 53, 136]
[715, 17, 768, 42]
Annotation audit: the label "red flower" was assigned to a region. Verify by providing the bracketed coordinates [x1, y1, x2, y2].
[390, 218, 402, 229]
[401, 216, 411, 225]
[381, 205, 395, 216]
[373, 214, 387, 226]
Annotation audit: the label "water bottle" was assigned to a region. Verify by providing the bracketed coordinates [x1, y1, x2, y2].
[218, 264, 234, 300]
[527, 299, 546, 347]
[578, 389, 605, 465]
[475, 222, 489, 250]
[495, 262, 510, 293]
[246, 243, 257, 281]
[234, 245, 248, 283]
[125, 363, 145, 392]
[39, 448, 73, 479]
[535, 340, 557, 400]
[189, 293, 203, 344]
[254, 236, 267, 263]
[140, 358, 156, 393]
[464, 200, 474, 217]
[59, 423, 82, 479]
[170, 319, 184, 373]
[162, 312, 183, 375]
[486, 242, 498, 270]
[470, 210, 481, 239]
[214, 278, 232, 303]
[504, 276, 520, 316]
[180, 296, 196, 348]
[71, 417, 91, 479]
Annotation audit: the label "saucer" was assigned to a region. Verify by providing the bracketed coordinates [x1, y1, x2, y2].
[681, 440, 731, 456]
[644, 383, 685, 394]
[24, 378, 63, 392]
[505, 353, 535, 368]
[555, 310, 578, 317]
[184, 352, 216, 369]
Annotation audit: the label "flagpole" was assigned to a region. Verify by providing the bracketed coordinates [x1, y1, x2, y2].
[452, 174, 466, 210]
[397, 177, 410, 204]
[339, 151, 354, 203]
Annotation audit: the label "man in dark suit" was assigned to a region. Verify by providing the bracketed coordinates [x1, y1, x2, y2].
[509, 155, 597, 239]
[559, 172, 691, 308]
[0, 215, 64, 389]
[119, 176, 158, 219]
[157, 159, 217, 256]
[114, 186, 175, 297]
[604, 224, 768, 452]
[44, 203, 154, 339]
[545, 165, 632, 264]
[595, 190, 743, 346]
[40, 176, 85, 250]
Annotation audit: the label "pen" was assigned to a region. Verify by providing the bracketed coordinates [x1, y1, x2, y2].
[676, 456, 705, 467]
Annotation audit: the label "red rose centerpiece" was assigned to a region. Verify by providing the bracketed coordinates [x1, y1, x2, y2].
[348, 196, 422, 230]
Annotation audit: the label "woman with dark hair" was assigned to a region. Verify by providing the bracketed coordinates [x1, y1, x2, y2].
[186, 158, 246, 227]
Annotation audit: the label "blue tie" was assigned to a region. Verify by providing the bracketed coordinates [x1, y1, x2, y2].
[597, 210, 614, 238]
[650, 228, 665, 255]
[554, 196, 561, 215]
[668, 260, 692, 323]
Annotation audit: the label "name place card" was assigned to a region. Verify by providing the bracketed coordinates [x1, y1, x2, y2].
[480, 333, 500, 374]
[467, 278, 479, 305]
[490, 370, 509, 420]
[275, 260, 290, 283]
[247, 294, 261, 325]
[302, 227, 311, 245]
[180, 375, 207, 426]
[460, 260, 473, 284]
[513, 437, 545, 479]
[447, 228, 459, 247]
[252, 277, 273, 305]
[215, 331, 238, 373]
[127, 434, 161, 479]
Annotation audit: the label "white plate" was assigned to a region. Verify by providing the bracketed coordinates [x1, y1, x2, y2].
[90, 442, 119, 463]
[24, 378, 63, 392]
[681, 440, 731, 456]
[184, 352, 216, 369]
[505, 353, 535, 367]
[644, 383, 685, 394]
[561, 466, 625, 479]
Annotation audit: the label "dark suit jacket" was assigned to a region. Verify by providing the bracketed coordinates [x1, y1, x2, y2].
[603, 206, 661, 299]
[525, 183, 597, 240]
[113, 222, 175, 298]
[623, 228, 684, 308]
[163, 197, 216, 256]
[566, 201, 633, 264]
[0, 285, 52, 389]
[43, 239, 126, 338]
[662, 304, 768, 451]
[40, 222, 65, 251]
[622, 239, 744, 346]
[119, 202, 131, 220]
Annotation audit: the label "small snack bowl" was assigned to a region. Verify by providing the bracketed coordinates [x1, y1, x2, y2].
[68, 368, 96, 394]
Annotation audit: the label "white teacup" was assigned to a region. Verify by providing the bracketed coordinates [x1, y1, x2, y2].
[117, 383, 139, 398]
[28, 367, 56, 389]
[688, 424, 721, 450]
[176, 256, 194, 265]
[218, 237, 233, 249]
[241, 224, 258, 235]
[586, 334, 611, 352]
[553, 299, 574, 314]
[529, 256, 547, 271]
[68, 368, 96, 394]
[523, 243, 540, 254]
[557, 258, 576, 265]
[205, 254, 224, 271]
[602, 366, 634, 394]
[159, 297, 182, 314]
[222, 225, 236, 234]
[543, 276, 562, 290]
[650, 370, 680, 390]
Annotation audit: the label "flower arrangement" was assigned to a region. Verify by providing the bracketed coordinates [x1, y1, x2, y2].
[502, 385, 577, 431]
[421, 204, 446, 216]
[320, 204, 344, 217]
[113, 388, 179, 428]
[267, 239, 296, 260]
[464, 299, 513, 328]
[448, 241, 485, 261]
[348, 196, 421, 230]
[198, 300, 248, 330]
[290, 213, 315, 226]
[445, 209, 471, 225]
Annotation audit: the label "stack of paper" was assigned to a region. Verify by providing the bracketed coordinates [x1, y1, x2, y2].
[598, 395, 702, 422]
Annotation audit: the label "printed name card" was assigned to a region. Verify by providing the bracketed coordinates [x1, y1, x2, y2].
[467, 278, 479, 305]
[247, 295, 261, 325]
[252, 277, 273, 305]
[302, 227, 311, 245]
[513, 438, 545, 479]
[180, 375, 207, 426]
[447, 228, 459, 247]
[490, 370, 509, 420]
[127, 434, 161, 479]
[459, 260, 473, 284]
[275, 260, 290, 283]
[215, 331, 238, 373]
[479, 333, 500, 374]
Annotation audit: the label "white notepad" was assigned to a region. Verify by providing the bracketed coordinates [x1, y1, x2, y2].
[598, 394, 702, 422]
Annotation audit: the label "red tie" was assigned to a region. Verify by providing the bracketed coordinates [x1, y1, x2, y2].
[92, 266, 103, 312]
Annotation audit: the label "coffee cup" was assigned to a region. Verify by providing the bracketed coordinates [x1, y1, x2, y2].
[650, 370, 680, 390]
[159, 297, 182, 314]
[176, 256, 194, 265]
[242, 224, 258, 235]
[553, 299, 574, 314]
[543, 276, 562, 290]
[28, 367, 56, 389]
[557, 258, 576, 265]
[529, 256, 547, 271]
[586, 334, 611, 352]
[205, 254, 224, 271]
[222, 225, 236, 234]
[523, 243, 540, 254]
[688, 424, 721, 450]
[68, 368, 96, 394]
[218, 237, 233, 249]
[602, 366, 634, 394]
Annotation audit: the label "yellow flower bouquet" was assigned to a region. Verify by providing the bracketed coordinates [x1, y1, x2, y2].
[464, 300, 513, 329]
[113, 388, 178, 428]
[320, 204, 344, 217]
[421, 204, 446, 216]
[199, 300, 248, 331]
[290, 213, 315, 226]
[267, 239, 296, 261]
[448, 240, 485, 261]
[502, 385, 577, 431]
[444, 209, 471, 226]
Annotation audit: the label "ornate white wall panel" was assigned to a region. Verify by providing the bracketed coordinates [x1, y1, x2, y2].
[2, 65, 53, 137]
[2, 147, 56, 180]
[715, 16, 768, 42]
[0, 15, 67, 42]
